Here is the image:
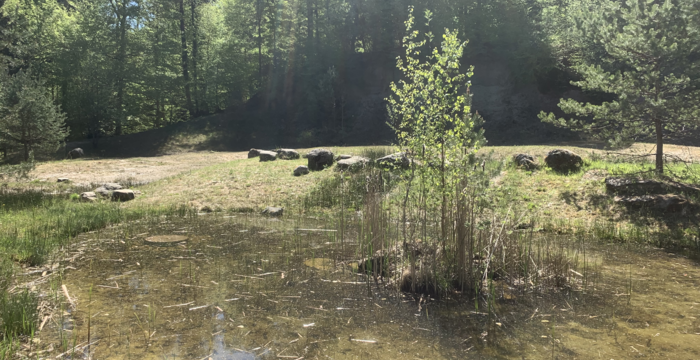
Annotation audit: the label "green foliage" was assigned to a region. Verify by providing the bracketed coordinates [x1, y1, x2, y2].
[0, 70, 68, 161]
[0, 290, 38, 338]
[0, 158, 35, 181]
[539, 0, 700, 173]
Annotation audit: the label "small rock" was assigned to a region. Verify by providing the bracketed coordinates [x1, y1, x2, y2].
[248, 148, 261, 158]
[259, 150, 278, 162]
[57, 178, 70, 183]
[277, 149, 300, 160]
[262, 206, 284, 216]
[112, 189, 135, 202]
[79, 192, 98, 202]
[337, 154, 353, 160]
[336, 156, 370, 171]
[294, 165, 310, 176]
[545, 149, 583, 172]
[513, 154, 538, 170]
[306, 148, 335, 171]
[614, 194, 689, 212]
[376, 153, 410, 170]
[68, 148, 84, 159]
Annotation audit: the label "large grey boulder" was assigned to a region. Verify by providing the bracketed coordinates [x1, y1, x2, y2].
[262, 206, 283, 216]
[513, 154, 538, 170]
[545, 149, 583, 172]
[79, 192, 98, 202]
[306, 148, 335, 171]
[294, 165, 310, 176]
[615, 194, 690, 213]
[248, 148, 261, 158]
[259, 150, 278, 162]
[102, 183, 123, 191]
[277, 149, 300, 160]
[376, 153, 410, 170]
[68, 148, 84, 159]
[336, 156, 370, 171]
[112, 189, 135, 202]
[94, 187, 111, 198]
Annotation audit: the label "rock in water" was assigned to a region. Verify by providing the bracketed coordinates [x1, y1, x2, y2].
[336, 156, 370, 171]
[111, 189, 135, 202]
[306, 148, 334, 170]
[277, 149, 300, 160]
[79, 192, 98, 202]
[68, 148, 84, 159]
[376, 153, 410, 170]
[258, 150, 278, 162]
[513, 154, 538, 170]
[248, 148, 261, 158]
[545, 149, 583, 172]
[262, 206, 284, 216]
[294, 165, 310, 176]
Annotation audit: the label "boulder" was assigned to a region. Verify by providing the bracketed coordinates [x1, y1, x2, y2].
[614, 194, 689, 212]
[337, 154, 353, 160]
[294, 165, 310, 176]
[248, 148, 261, 158]
[513, 154, 538, 170]
[262, 206, 283, 216]
[376, 153, 410, 170]
[68, 148, 84, 159]
[57, 178, 70, 183]
[111, 189, 135, 202]
[258, 150, 278, 162]
[545, 149, 583, 172]
[79, 192, 98, 202]
[336, 156, 370, 171]
[102, 183, 123, 191]
[306, 148, 335, 171]
[277, 149, 300, 160]
[605, 177, 665, 194]
[94, 187, 111, 198]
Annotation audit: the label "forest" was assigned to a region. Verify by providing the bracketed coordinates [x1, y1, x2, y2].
[0, 0, 638, 152]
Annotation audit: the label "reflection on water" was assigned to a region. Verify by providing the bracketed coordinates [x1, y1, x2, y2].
[40, 214, 700, 359]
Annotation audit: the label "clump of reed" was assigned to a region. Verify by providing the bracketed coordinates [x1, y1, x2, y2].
[348, 154, 585, 299]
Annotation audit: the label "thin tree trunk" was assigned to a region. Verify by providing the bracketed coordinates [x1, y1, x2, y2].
[179, 0, 193, 115]
[190, 0, 200, 115]
[655, 118, 664, 174]
[114, 0, 128, 136]
[257, 0, 263, 82]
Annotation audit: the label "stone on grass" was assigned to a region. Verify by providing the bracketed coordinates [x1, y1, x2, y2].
[605, 177, 665, 194]
[614, 194, 689, 213]
[337, 154, 353, 160]
[262, 206, 284, 216]
[306, 148, 335, 171]
[57, 178, 70, 183]
[294, 165, 310, 176]
[376, 153, 410, 170]
[111, 189, 135, 202]
[68, 148, 84, 159]
[94, 187, 111, 198]
[102, 183, 123, 191]
[336, 156, 370, 171]
[248, 148, 261, 158]
[277, 149, 300, 160]
[545, 149, 583, 172]
[513, 154, 538, 170]
[258, 150, 278, 162]
[79, 192, 98, 202]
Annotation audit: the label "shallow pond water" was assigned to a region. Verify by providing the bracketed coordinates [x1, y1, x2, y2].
[39, 214, 700, 359]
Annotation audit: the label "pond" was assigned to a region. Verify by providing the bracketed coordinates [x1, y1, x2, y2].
[41, 214, 700, 359]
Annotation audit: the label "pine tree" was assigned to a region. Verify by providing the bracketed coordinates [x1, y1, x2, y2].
[539, 0, 700, 174]
[0, 70, 69, 161]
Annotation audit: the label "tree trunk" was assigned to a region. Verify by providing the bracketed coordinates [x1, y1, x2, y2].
[114, 0, 128, 136]
[655, 118, 664, 174]
[23, 142, 28, 162]
[179, 0, 193, 115]
[190, 0, 200, 115]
